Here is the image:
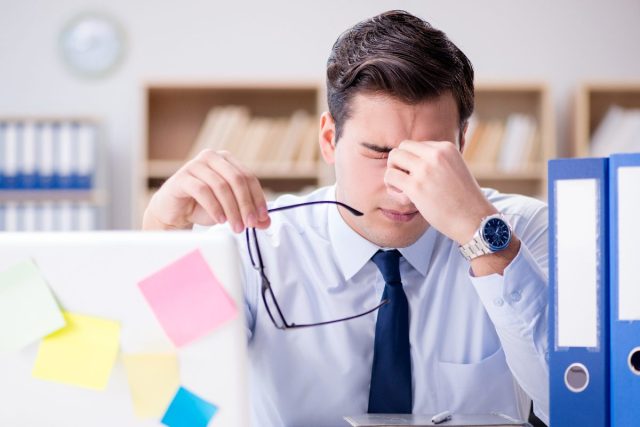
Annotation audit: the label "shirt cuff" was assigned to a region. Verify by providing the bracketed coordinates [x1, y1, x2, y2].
[469, 243, 548, 326]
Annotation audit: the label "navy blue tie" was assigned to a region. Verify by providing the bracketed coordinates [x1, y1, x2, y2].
[368, 249, 412, 414]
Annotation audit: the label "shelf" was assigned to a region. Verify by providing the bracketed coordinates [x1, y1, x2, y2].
[0, 117, 108, 230]
[147, 159, 321, 180]
[574, 81, 640, 157]
[470, 165, 545, 181]
[138, 81, 557, 226]
[145, 83, 322, 160]
[140, 82, 326, 226]
[0, 189, 108, 205]
[465, 82, 555, 198]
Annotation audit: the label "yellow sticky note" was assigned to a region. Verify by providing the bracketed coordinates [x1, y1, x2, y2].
[122, 353, 180, 418]
[32, 311, 120, 390]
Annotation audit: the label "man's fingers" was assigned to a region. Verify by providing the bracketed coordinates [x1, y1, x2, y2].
[221, 153, 270, 224]
[206, 153, 260, 231]
[397, 140, 457, 169]
[190, 159, 244, 232]
[179, 173, 225, 225]
[387, 147, 420, 175]
[384, 167, 412, 193]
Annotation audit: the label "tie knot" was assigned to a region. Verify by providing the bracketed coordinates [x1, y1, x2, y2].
[371, 250, 402, 285]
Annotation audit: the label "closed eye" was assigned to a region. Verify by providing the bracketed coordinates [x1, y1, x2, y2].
[361, 142, 392, 159]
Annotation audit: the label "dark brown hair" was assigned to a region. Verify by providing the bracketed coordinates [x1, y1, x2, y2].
[326, 10, 474, 142]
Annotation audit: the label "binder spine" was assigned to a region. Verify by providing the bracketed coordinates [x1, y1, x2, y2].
[548, 157, 610, 427]
[609, 153, 640, 426]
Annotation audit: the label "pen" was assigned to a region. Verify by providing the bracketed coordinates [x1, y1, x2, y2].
[431, 410, 452, 424]
[490, 411, 521, 423]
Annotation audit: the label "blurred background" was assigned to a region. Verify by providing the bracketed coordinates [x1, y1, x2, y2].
[1, 0, 639, 231]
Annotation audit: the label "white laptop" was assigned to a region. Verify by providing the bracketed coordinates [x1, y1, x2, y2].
[0, 230, 249, 427]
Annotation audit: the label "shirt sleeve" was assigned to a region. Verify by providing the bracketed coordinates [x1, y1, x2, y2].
[469, 203, 550, 425]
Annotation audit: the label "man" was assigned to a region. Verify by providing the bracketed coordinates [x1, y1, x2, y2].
[144, 10, 549, 427]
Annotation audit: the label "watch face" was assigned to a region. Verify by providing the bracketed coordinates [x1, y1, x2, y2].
[482, 217, 511, 251]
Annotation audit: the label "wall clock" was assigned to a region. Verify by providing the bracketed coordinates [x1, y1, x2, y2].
[58, 13, 126, 78]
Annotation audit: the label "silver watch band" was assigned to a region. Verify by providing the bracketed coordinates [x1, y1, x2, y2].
[458, 235, 492, 261]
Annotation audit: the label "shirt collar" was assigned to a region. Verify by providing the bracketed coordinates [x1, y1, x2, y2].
[327, 185, 438, 281]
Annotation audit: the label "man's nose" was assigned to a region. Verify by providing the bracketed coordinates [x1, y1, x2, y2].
[385, 182, 412, 206]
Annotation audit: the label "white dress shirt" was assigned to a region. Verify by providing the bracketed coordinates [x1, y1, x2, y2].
[220, 185, 549, 427]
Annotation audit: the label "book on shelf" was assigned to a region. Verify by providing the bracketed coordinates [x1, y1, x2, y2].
[185, 106, 251, 159]
[188, 107, 319, 172]
[273, 110, 312, 167]
[244, 117, 278, 167]
[462, 118, 485, 163]
[590, 105, 640, 157]
[463, 114, 539, 173]
[254, 118, 289, 166]
[470, 119, 505, 167]
[497, 114, 537, 172]
[231, 117, 262, 164]
[220, 107, 251, 154]
[186, 108, 222, 159]
[295, 121, 320, 170]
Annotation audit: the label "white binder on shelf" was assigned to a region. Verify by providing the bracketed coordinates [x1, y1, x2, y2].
[40, 202, 56, 231]
[76, 122, 97, 189]
[0, 122, 4, 188]
[21, 121, 38, 189]
[56, 201, 75, 231]
[20, 202, 37, 231]
[57, 122, 74, 189]
[77, 202, 97, 231]
[37, 122, 56, 189]
[3, 202, 19, 231]
[3, 122, 19, 188]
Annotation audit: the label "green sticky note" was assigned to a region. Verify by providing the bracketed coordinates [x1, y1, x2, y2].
[0, 259, 65, 352]
[32, 311, 120, 390]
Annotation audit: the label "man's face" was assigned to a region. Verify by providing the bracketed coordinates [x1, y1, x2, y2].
[319, 91, 464, 248]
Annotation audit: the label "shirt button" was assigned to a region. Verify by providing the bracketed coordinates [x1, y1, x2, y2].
[510, 291, 522, 302]
[493, 297, 504, 307]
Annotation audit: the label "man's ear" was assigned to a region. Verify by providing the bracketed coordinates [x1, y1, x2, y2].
[458, 121, 469, 153]
[319, 111, 337, 164]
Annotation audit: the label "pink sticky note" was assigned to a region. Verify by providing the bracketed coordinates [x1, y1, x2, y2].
[138, 249, 237, 347]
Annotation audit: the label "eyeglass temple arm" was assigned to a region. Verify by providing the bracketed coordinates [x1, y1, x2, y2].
[261, 280, 294, 329]
[267, 201, 363, 217]
[287, 298, 390, 329]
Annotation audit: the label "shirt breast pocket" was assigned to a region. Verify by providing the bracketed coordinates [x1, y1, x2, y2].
[436, 346, 519, 416]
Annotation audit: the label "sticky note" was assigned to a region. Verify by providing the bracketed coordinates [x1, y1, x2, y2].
[123, 353, 180, 418]
[138, 249, 237, 347]
[32, 311, 120, 390]
[161, 386, 218, 427]
[0, 259, 65, 351]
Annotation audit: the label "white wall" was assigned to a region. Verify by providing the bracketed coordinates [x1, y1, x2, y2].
[1, 0, 639, 229]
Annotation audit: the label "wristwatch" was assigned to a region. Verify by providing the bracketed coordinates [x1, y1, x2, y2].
[459, 213, 512, 261]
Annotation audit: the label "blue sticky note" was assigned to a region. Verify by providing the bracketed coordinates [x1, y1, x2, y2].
[161, 386, 218, 427]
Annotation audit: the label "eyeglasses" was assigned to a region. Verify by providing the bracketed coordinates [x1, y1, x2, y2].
[245, 200, 390, 330]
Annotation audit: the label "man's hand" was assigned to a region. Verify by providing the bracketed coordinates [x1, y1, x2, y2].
[143, 149, 271, 232]
[385, 140, 496, 245]
[384, 140, 520, 275]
